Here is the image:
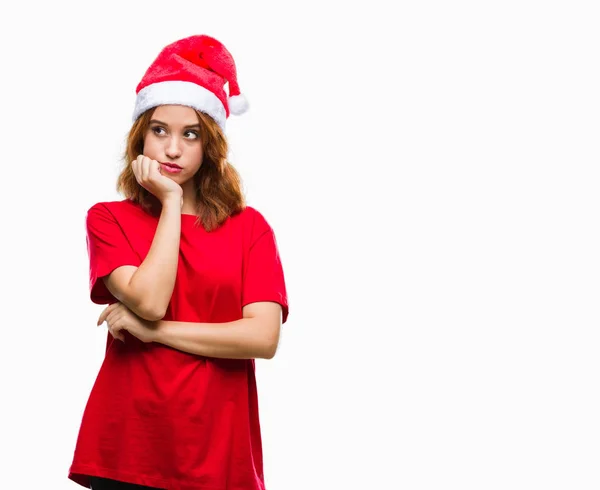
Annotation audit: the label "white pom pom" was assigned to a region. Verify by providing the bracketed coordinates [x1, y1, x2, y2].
[228, 94, 249, 115]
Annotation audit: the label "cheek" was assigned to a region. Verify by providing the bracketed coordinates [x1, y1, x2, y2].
[185, 143, 202, 165]
[142, 136, 159, 155]
[194, 144, 203, 161]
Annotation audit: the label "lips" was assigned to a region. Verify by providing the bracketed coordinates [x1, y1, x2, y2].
[160, 162, 182, 169]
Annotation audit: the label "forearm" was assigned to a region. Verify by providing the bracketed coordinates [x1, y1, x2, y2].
[152, 318, 276, 359]
[129, 197, 181, 317]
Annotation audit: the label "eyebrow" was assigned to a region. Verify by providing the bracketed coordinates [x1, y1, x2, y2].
[149, 119, 200, 128]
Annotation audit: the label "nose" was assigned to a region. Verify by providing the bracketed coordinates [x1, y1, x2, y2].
[165, 135, 182, 159]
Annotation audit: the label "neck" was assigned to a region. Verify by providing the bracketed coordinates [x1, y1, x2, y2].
[181, 179, 199, 215]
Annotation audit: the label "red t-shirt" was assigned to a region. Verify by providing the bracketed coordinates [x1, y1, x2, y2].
[68, 199, 289, 490]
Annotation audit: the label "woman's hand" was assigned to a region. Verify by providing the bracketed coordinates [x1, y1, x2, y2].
[97, 302, 158, 344]
[132, 155, 183, 205]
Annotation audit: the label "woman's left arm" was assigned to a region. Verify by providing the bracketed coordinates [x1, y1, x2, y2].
[152, 302, 282, 359]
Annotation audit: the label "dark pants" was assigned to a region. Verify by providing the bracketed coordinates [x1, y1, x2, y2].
[90, 476, 164, 489]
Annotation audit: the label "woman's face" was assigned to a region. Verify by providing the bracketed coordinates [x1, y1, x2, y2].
[142, 105, 203, 184]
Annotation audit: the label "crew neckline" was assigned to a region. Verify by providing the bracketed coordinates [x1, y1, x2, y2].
[124, 198, 199, 220]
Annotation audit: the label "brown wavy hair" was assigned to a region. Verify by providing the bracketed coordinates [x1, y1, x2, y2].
[116, 107, 246, 232]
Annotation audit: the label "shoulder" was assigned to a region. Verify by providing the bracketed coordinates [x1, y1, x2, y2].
[239, 205, 271, 226]
[87, 199, 124, 215]
[226, 205, 277, 249]
[86, 199, 148, 228]
[87, 200, 117, 222]
[86, 199, 144, 217]
[233, 205, 274, 235]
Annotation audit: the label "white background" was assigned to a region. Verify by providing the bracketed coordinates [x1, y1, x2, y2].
[0, 1, 599, 489]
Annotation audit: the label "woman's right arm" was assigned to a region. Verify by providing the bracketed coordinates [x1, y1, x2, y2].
[102, 196, 182, 321]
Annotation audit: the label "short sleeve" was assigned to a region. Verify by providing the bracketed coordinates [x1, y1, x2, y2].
[86, 203, 142, 305]
[242, 218, 289, 324]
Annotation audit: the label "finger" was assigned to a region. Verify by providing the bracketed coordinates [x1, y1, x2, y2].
[115, 321, 126, 342]
[110, 320, 126, 343]
[97, 308, 108, 326]
[106, 308, 122, 326]
[109, 326, 126, 343]
[151, 159, 162, 178]
[146, 157, 158, 181]
[134, 155, 143, 182]
[142, 156, 150, 181]
[131, 157, 138, 180]
[98, 303, 118, 325]
[98, 305, 113, 325]
[113, 327, 126, 343]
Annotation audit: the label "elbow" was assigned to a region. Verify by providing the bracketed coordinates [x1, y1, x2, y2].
[262, 340, 279, 360]
[147, 308, 168, 322]
[261, 326, 281, 359]
[126, 276, 170, 321]
[145, 310, 167, 322]
[137, 303, 167, 322]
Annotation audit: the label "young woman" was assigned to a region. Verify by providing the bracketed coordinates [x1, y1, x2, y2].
[68, 34, 289, 490]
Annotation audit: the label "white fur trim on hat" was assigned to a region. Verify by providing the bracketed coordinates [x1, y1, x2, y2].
[132, 80, 227, 131]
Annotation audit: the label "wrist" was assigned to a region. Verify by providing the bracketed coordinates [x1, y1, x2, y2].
[150, 320, 164, 343]
[160, 195, 183, 211]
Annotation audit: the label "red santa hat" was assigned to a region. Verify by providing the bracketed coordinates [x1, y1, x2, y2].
[132, 34, 248, 131]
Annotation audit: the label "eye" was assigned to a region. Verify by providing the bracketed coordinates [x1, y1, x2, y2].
[151, 126, 165, 135]
[185, 130, 199, 139]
